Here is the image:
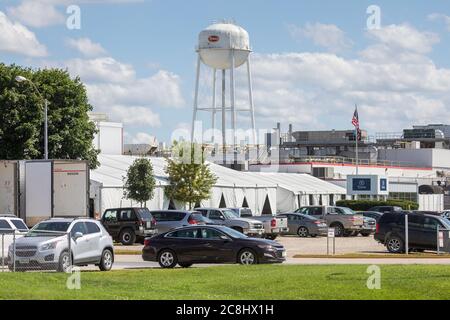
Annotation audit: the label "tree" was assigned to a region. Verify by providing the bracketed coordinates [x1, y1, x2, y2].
[164, 142, 218, 209]
[123, 158, 156, 207]
[0, 64, 99, 168]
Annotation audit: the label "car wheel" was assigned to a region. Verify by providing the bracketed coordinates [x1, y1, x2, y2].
[265, 235, 277, 240]
[119, 228, 136, 246]
[386, 236, 404, 253]
[57, 251, 72, 273]
[238, 249, 258, 265]
[297, 226, 309, 237]
[178, 262, 193, 268]
[158, 249, 178, 268]
[360, 232, 371, 237]
[99, 249, 114, 271]
[331, 223, 344, 237]
[310, 234, 318, 238]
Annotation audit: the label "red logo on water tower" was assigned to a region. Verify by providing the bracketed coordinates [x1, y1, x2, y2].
[208, 35, 220, 42]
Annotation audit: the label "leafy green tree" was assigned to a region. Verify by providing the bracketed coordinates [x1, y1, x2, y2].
[123, 158, 156, 207]
[0, 64, 99, 168]
[164, 142, 218, 209]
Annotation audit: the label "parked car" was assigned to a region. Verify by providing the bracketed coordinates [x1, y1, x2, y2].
[149, 210, 206, 234]
[374, 211, 450, 253]
[142, 225, 286, 268]
[228, 207, 288, 240]
[277, 212, 327, 237]
[8, 218, 114, 272]
[368, 206, 402, 214]
[295, 206, 364, 237]
[0, 215, 29, 263]
[358, 211, 384, 222]
[441, 210, 450, 221]
[195, 208, 264, 237]
[101, 207, 157, 245]
[359, 216, 376, 237]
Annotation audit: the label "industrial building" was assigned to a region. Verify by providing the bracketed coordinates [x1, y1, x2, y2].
[249, 123, 450, 210]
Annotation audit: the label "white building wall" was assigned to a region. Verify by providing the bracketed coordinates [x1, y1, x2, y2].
[93, 122, 123, 155]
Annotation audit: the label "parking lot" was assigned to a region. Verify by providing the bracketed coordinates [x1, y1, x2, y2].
[115, 234, 387, 258]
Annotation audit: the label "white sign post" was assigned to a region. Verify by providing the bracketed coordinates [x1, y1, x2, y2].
[327, 228, 335, 255]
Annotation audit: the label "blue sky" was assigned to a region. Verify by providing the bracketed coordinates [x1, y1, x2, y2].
[1, 0, 450, 144]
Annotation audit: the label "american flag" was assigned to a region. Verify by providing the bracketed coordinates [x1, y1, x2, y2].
[352, 105, 361, 141]
[352, 105, 359, 128]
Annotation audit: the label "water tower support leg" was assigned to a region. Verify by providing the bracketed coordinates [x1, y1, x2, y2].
[247, 58, 257, 145]
[211, 69, 217, 144]
[230, 50, 237, 162]
[221, 69, 226, 164]
[191, 55, 201, 143]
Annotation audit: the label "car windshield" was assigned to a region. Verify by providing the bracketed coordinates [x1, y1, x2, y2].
[339, 207, 356, 215]
[221, 226, 248, 239]
[10, 219, 28, 232]
[440, 217, 450, 230]
[27, 221, 71, 237]
[222, 210, 238, 219]
[137, 208, 152, 220]
[240, 209, 253, 217]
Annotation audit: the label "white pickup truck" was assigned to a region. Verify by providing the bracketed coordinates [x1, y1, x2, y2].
[228, 208, 288, 240]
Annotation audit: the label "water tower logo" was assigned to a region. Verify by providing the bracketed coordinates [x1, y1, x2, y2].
[208, 35, 220, 42]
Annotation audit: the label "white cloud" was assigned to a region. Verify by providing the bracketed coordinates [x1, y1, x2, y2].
[66, 38, 107, 57]
[65, 57, 135, 83]
[85, 70, 185, 108]
[234, 24, 450, 133]
[428, 13, 450, 31]
[108, 106, 161, 127]
[130, 132, 158, 144]
[60, 55, 185, 127]
[366, 24, 439, 55]
[288, 22, 353, 52]
[7, 1, 65, 28]
[6, 0, 144, 28]
[0, 11, 47, 57]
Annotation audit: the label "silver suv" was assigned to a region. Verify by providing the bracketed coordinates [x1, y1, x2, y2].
[8, 218, 114, 272]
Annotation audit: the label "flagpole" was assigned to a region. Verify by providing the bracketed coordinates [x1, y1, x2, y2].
[355, 104, 359, 176]
[355, 126, 359, 175]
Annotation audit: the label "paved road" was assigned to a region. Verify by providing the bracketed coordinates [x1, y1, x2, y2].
[93, 235, 450, 270]
[101, 254, 450, 271]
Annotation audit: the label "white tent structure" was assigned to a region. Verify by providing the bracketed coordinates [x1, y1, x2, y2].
[90, 155, 346, 217]
[245, 172, 347, 213]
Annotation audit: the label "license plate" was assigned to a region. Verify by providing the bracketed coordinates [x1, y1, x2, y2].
[281, 251, 287, 257]
[146, 222, 151, 228]
[18, 258, 30, 264]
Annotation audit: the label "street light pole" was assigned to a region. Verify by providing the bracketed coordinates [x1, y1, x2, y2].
[15, 76, 49, 160]
[44, 98, 48, 160]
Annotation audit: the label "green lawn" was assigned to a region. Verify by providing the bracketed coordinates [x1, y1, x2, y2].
[0, 264, 449, 300]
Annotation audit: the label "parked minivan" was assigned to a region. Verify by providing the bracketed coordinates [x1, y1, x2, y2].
[374, 211, 450, 253]
[149, 210, 204, 234]
[101, 208, 157, 245]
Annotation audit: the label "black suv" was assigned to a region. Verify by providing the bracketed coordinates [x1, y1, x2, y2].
[374, 211, 450, 253]
[101, 207, 157, 245]
[368, 206, 402, 214]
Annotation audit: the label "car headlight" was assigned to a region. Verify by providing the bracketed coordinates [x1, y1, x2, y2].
[257, 244, 273, 250]
[40, 241, 58, 251]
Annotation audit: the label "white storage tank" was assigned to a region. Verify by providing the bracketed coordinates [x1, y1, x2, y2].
[198, 22, 251, 70]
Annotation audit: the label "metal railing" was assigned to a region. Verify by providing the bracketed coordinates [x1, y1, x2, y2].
[277, 155, 427, 168]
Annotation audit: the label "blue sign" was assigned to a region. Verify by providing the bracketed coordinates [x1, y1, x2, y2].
[352, 178, 371, 191]
[380, 178, 388, 191]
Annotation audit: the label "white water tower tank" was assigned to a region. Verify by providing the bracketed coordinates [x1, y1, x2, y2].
[198, 22, 251, 70]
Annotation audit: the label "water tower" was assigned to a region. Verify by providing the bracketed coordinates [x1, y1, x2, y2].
[191, 21, 256, 152]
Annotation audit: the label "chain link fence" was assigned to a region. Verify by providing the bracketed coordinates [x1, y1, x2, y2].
[1, 229, 72, 272]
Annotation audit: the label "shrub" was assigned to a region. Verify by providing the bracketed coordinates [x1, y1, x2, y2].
[335, 199, 419, 211]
